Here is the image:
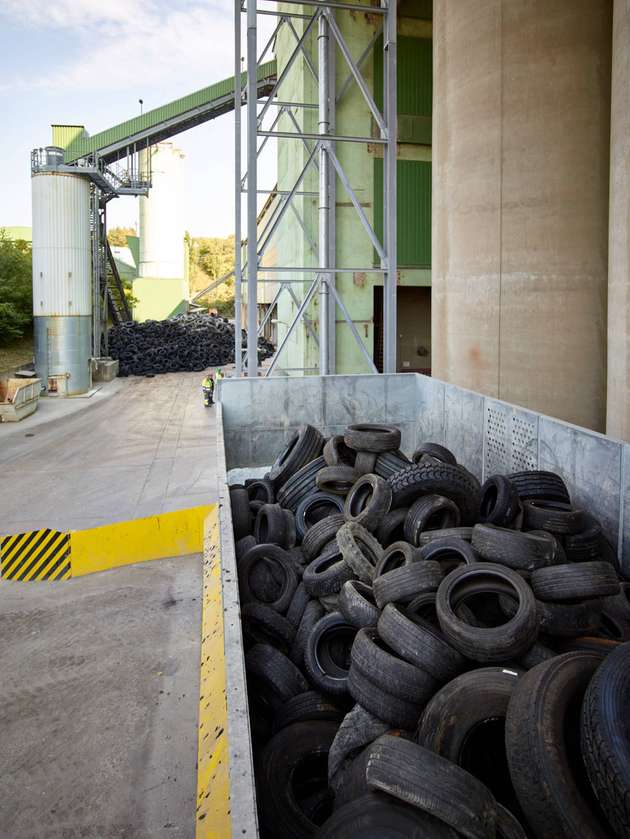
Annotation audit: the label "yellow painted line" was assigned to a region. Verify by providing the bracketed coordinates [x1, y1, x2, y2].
[196, 507, 231, 839]
[70, 505, 213, 577]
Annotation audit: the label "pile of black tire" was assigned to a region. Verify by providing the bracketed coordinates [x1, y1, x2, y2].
[107, 312, 275, 376]
[229, 423, 630, 839]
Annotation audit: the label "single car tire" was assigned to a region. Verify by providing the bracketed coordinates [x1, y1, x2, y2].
[230, 486, 252, 539]
[239, 544, 298, 613]
[323, 435, 357, 468]
[531, 561, 620, 602]
[373, 561, 443, 609]
[505, 651, 611, 839]
[419, 536, 479, 574]
[365, 735, 497, 839]
[247, 478, 275, 504]
[404, 494, 462, 546]
[388, 462, 481, 525]
[471, 523, 555, 571]
[304, 611, 357, 697]
[338, 579, 380, 629]
[374, 508, 409, 548]
[351, 628, 438, 704]
[564, 516, 604, 562]
[581, 641, 630, 839]
[235, 534, 256, 561]
[377, 603, 467, 683]
[336, 522, 384, 583]
[241, 603, 296, 650]
[302, 514, 346, 562]
[344, 423, 402, 454]
[272, 690, 344, 735]
[508, 470, 571, 505]
[343, 474, 392, 532]
[245, 643, 309, 711]
[318, 792, 461, 838]
[277, 456, 327, 512]
[354, 451, 378, 476]
[268, 424, 325, 489]
[257, 721, 338, 838]
[412, 442, 457, 466]
[347, 666, 424, 731]
[479, 475, 521, 527]
[290, 599, 325, 666]
[316, 465, 359, 496]
[295, 492, 345, 540]
[373, 450, 412, 479]
[303, 546, 356, 597]
[373, 540, 420, 578]
[328, 705, 390, 785]
[255, 503, 291, 546]
[436, 563, 538, 663]
[286, 582, 310, 629]
[522, 500, 587, 535]
[416, 666, 522, 776]
[419, 526, 474, 545]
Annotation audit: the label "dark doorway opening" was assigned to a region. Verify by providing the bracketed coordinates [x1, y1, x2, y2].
[373, 286, 431, 374]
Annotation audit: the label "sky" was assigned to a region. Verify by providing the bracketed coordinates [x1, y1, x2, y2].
[0, 0, 276, 237]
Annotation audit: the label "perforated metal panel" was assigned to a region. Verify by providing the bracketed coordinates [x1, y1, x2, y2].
[511, 414, 538, 471]
[484, 404, 509, 475]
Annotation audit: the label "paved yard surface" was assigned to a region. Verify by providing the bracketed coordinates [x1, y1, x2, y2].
[0, 373, 218, 838]
[0, 372, 217, 534]
[0, 556, 202, 839]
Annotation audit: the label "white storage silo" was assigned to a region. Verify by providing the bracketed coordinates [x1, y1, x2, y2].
[31, 147, 92, 395]
[139, 142, 185, 280]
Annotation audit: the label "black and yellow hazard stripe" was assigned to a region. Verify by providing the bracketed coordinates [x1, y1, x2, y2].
[0, 529, 71, 581]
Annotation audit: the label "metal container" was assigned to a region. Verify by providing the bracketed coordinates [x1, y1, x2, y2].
[33, 316, 92, 395]
[31, 167, 92, 394]
[31, 171, 91, 317]
[0, 378, 41, 422]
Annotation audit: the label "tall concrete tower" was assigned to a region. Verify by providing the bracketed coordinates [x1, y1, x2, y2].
[133, 142, 189, 321]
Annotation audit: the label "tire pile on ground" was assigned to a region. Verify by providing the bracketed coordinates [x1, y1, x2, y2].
[229, 423, 630, 839]
[108, 312, 275, 376]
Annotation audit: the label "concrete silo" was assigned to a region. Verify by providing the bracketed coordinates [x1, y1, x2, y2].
[31, 147, 92, 395]
[133, 142, 189, 321]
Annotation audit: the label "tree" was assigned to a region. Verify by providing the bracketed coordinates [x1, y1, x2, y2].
[0, 232, 32, 344]
[108, 226, 136, 247]
[186, 233, 235, 317]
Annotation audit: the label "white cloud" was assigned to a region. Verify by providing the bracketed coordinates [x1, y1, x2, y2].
[0, 1, 241, 93]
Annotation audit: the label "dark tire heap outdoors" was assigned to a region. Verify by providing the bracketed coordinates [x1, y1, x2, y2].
[230, 423, 630, 839]
[108, 312, 275, 376]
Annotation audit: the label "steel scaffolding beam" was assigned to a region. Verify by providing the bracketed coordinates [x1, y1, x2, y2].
[236, 0, 397, 377]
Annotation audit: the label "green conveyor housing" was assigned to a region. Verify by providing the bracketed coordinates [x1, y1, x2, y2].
[52, 60, 277, 164]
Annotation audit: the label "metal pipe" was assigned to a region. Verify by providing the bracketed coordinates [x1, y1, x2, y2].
[257, 130, 386, 144]
[246, 0, 258, 376]
[318, 12, 330, 375]
[382, 0, 397, 374]
[258, 0, 386, 13]
[234, 0, 243, 375]
[327, 13, 337, 372]
[258, 265, 386, 273]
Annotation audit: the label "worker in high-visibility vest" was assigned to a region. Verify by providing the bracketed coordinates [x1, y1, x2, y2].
[201, 373, 214, 407]
[215, 369, 224, 382]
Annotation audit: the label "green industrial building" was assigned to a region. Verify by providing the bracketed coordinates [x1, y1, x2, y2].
[254, 0, 433, 375]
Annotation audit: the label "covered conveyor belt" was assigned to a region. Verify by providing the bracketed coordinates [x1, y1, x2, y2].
[54, 60, 277, 164]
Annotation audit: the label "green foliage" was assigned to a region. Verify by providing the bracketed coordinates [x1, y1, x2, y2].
[185, 232, 235, 317]
[0, 231, 32, 344]
[108, 226, 136, 247]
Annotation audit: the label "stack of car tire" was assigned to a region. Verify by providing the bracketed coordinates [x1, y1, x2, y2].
[108, 311, 275, 376]
[229, 423, 630, 839]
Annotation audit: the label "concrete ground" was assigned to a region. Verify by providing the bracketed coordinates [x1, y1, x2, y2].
[0, 556, 202, 839]
[0, 372, 219, 838]
[0, 371, 218, 534]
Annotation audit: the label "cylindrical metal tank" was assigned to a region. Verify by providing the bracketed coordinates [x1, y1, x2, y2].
[432, 0, 612, 432]
[31, 160, 92, 395]
[138, 142, 185, 279]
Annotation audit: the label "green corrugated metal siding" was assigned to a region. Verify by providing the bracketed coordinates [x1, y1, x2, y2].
[374, 158, 431, 267]
[51, 125, 88, 149]
[58, 60, 276, 162]
[374, 36, 432, 144]
[399, 0, 432, 20]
